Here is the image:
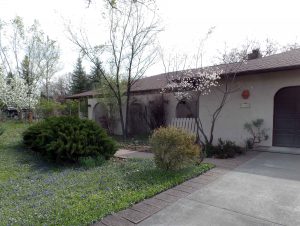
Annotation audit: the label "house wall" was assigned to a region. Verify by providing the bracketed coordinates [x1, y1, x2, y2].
[87, 69, 300, 146]
[87, 93, 179, 135]
[130, 93, 178, 124]
[88, 98, 98, 120]
[199, 69, 300, 146]
[88, 98, 127, 135]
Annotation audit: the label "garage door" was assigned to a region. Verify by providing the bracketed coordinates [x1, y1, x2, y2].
[273, 86, 300, 147]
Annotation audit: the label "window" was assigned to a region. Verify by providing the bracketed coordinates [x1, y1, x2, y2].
[176, 100, 197, 118]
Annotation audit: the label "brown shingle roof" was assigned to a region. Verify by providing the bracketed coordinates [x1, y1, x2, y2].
[131, 48, 300, 92]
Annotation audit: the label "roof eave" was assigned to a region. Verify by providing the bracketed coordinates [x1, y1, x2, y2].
[226, 65, 300, 77]
[131, 65, 300, 94]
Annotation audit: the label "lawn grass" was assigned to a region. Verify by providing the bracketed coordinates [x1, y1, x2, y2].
[0, 121, 214, 225]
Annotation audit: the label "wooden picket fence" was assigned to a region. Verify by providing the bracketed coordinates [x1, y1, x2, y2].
[168, 118, 199, 135]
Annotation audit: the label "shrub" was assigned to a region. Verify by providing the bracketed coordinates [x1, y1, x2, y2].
[36, 99, 79, 119]
[204, 144, 217, 158]
[214, 138, 244, 159]
[234, 145, 244, 154]
[245, 138, 254, 150]
[62, 100, 79, 117]
[36, 99, 65, 118]
[150, 127, 200, 170]
[244, 119, 269, 148]
[23, 116, 117, 163]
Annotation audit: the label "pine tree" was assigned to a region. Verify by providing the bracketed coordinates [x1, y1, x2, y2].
[70, 57, 88, 94]
[88, 58, 105, 90]
[21, 55, 34, 86]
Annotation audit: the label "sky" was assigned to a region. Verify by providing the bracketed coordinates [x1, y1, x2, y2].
[0, 0, 300, 77]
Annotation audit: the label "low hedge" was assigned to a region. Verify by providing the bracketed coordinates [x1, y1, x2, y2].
[23, 116, 117, 163]
[205, 138, 245, 159]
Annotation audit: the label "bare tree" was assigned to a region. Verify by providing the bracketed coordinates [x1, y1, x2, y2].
[50, 74, 72, 102]
[217, 38, 299, 63]
[68, 0, 161, 138]
[0, 16, 24, 76]
[41, 37, 61, 101]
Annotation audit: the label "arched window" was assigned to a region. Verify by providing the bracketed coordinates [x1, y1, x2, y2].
[176, 100, 197, 118]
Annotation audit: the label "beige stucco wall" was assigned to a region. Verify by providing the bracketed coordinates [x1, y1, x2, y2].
[88, 98, 98, 120]
[87, 69, 300, 146]
[199, 69, 300, 146]
[88, 98, 130, 135]
[87, 93, 179, 135]
[130, 93, 178, 124]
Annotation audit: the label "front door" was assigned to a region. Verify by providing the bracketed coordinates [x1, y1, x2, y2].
[273, 86, 300, 147]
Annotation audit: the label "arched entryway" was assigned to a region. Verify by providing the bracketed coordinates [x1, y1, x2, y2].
[129, 102, 148, 135]
[93, 103, 109, 130]
[273, 86, 300, 147]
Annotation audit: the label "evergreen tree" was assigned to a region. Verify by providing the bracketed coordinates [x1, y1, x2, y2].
[21, 55, 34, 86]
[88, 58, 105, 90]
[70, 57, 88, 94]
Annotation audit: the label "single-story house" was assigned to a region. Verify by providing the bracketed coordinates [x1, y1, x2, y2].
[68, 49, 300, 149]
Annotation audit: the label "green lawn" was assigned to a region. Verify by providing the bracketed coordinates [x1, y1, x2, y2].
[0, 121, 214, 225]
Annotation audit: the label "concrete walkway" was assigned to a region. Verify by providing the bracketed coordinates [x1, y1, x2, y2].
[115, 149, 153, 159]
[97, 151, 262, 226]
[138, 151, 300, 226]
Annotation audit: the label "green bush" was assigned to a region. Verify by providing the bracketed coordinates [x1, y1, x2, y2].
[36, 99, 64, 118]
[36, 99, 79, 119]
[23, 116, 117, 163]
[150, 127, 200, 170]
[204, 144, 217, 158]
[214, 138, 243, 159]
[245, 138, 254, 150]
[62, 100, 79, 117]
[244, 118, 269, 148]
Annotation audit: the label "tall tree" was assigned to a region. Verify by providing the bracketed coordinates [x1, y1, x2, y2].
[21, 55, 33, 86]
[0, 74, 40, 111]
[88, 58, 105, 90]
[42, 36, 61, 100]
[69, 0, 161, 138]
[0, 17, 61, 91]
[51, 74, 72, 102]
[70, 57, 88, 94]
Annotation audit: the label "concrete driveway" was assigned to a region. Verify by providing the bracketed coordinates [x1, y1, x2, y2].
[138, 152, 300, 226]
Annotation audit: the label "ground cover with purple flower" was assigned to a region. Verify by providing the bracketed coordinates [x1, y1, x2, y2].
[0, 122, 213, 225]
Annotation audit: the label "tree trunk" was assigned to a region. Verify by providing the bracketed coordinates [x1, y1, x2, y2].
[46, 63, 50, 101]
[28, 111, 33, 123]
[117, 96, 126, 139]
[124, 83, 131, 138]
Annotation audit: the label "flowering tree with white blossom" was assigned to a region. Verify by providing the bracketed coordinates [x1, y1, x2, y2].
[162, 61, 223, 147]
[161, 38, 248, 148]
[163, 68, 221, 100]
[0, 75, 40, 112]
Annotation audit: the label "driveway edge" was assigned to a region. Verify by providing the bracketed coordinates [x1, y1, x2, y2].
[93, 151, 260, 226]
